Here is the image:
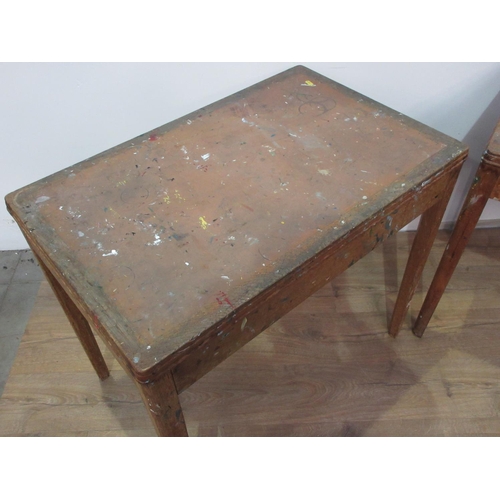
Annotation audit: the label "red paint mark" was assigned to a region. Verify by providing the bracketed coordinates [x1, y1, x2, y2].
[241, 203, 254, 212]
[216, 291, 234, 308]
[149, 134, 158, 141]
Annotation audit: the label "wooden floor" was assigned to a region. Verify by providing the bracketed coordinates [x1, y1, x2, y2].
[1, 227, 500, 437]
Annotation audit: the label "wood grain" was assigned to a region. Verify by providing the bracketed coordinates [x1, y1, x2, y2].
[2, 228, 500, 436]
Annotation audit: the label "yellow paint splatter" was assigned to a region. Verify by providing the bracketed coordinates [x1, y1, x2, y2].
[163, 195, 170, 204]
[174, 190, 185, 201]
[302, 80, 316, 87]
[116, 180, 127, 187]
[199, 216, 208, 230]
[109, 207, 122, 218]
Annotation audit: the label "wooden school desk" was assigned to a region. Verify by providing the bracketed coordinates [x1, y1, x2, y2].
[5, 66, 468, 436]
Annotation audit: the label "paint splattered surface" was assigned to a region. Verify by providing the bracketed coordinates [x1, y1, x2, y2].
[6, 66, 466, 372]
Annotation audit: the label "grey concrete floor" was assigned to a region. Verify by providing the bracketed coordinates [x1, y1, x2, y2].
[0, 250, 44, 396]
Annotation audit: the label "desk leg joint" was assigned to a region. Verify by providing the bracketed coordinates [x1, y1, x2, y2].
[136, 371, 188, 437]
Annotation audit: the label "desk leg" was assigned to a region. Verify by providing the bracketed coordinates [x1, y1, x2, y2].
[136, 372, 188, 437]
[413, 164, 500, 337]
[34, 252, 110, 380]
[388, 168, 459, 337]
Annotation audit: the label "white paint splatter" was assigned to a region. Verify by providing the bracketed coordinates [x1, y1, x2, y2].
[246, 237, 259, 245]
[35, 196, 50, 204]
[318, 169, 331, 176]
[469, 194, 482, 206]
[102, 250, 118, 257]
[77, 231, 85, 237]
[242, 118, 255, 127]
[147, 233, 162, 246]
[201, 153, 211, 160]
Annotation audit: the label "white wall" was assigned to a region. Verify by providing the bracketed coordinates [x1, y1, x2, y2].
[1, 62, 499, 250]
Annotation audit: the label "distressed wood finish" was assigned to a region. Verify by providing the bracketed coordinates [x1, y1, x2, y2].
[135, 372, 187, 437]
[172, 159, 463, 391]
[5, 66, 468, 435]
[33, 248, 110, 381]
[414, 119, 500, 337]
[388, 167, 459, 337]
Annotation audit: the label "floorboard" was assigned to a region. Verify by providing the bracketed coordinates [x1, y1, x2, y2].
[1, 229, 500, 436]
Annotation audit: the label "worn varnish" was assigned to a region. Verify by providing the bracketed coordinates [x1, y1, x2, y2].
[414, 119, 500, 337]
[5, 66, 468, 435]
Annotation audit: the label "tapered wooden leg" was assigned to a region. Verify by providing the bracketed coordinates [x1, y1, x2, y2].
[413, 164, 500, 337]
[136, 372, 188, 437]
[34, 251, 110, 380]
[388, 169, 460, 337]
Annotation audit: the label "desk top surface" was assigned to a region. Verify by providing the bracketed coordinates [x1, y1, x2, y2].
[6, 65, 467, 373]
